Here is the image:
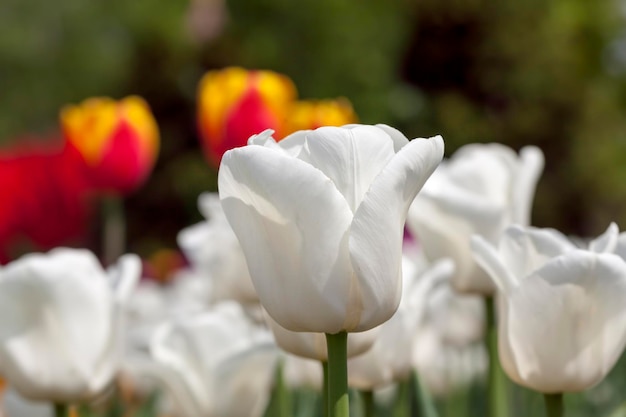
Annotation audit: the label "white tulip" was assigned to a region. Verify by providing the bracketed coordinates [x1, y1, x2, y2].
[177, 193, 258, 304]
[218, 125, 444, 333]
[0, 248, 140, 402]
[407, 143, 544, 294]
[471, 223, 626, 392]
[150, 302, 278, 417]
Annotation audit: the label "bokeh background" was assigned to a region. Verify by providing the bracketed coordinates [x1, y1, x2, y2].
[2, 0, 626, 259]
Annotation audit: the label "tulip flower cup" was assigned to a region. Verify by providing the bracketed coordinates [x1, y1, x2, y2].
[471, 223, 626, 417]
[218, 124, 444, 417]
[0, 248, 141, 416]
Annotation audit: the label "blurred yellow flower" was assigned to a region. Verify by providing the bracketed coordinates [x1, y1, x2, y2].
[286, 98, 357, 132]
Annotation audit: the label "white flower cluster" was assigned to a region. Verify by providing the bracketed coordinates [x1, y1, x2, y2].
[2, 124, 626, 417]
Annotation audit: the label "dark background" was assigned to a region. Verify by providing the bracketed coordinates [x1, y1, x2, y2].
[2, 0, 626, 258]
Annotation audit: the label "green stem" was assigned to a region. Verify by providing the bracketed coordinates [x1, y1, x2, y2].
[275, 359, 291, 417]
[393, 379, 410, 417]
[361, 390, 375, 417]
[102, 195, 126, 265]
[322, 360, 329, 417]
[544, 393, 563, 417]
[485, 296, 508, 417]
[54, 403, 70, 417]
[411, 370, 439, 417]
[325, 332, 349, 417]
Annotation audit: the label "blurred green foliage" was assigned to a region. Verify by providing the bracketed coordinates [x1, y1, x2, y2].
[2, 0, 626, 252]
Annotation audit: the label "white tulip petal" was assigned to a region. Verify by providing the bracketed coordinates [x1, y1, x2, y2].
[298, 125, 395, 212]
[511, 146, 544, 225]
[2, 387, 53, 417]
[267, 318, 327, 361]
[277, 130, 309, 157]
[282, 355, 323, 390]
[500, 225, 576, 281]
[151, 322, 213, 413]
[108, 253, 141, 303]
[247, 129, 276, 146]
[197, 192, 223, 221]
[614, 232, 626, 260]
[374, 124, 410, 152]
[349, 136, 444, 330]
[470, 235, 519, 294]
[151, 303, 262, 414]
[211, 343, 278, 417]
[436, 144, 515, 208]
[145, 362, 202, 417]
[219, 146, 354, 333]
[588, 222, 619, 254]
[266, 313, 378, 361]
[502, 251, 626, 392]
[0, 249, 113, 401]
[250, 129, 306, 158]
[407, 199, 497, 294]
[150, 302, 275, 417]
[177, 221, 211, 266]
[418, 169, 506, 228]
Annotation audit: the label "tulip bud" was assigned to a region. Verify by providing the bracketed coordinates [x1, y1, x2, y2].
[197, 67, 296, 166]
[407, 143, 544, 295]
[285, 98, 357, 132]
[150, 302, 278, 417]
[61, 96, 160, 194]
[219, 125, 444, 334]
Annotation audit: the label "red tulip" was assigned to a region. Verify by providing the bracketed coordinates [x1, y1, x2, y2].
[0, 141, 91, 260]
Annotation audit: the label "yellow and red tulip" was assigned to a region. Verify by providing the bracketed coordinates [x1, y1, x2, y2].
[286, 98, 357, 132]
[197, 66, 297, 166]
[61, 96, 160, 194]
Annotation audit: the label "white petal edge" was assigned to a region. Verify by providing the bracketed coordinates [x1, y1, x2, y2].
[470, 235, 519, 294]
[511, 146, 544, 225]
[218, 146, 355, 333]
[107, 253, 141, 303]
[349, 136, 444, 331]
[589, 222, 619, 254]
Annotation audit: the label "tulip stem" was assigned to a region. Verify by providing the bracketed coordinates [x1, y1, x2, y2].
[392, 379, 409, 417]
[544, 393, 564, 417]
[54, 403, 70, 417]
[325, 332, 349, 417]
[102, 195, 126, 266]
[411, 370, 439, 417]
[361, 390, 375, 417]
[322, 360, 329, 417]
[485, 296, 508, 417]
[269, 359, 291, 417]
